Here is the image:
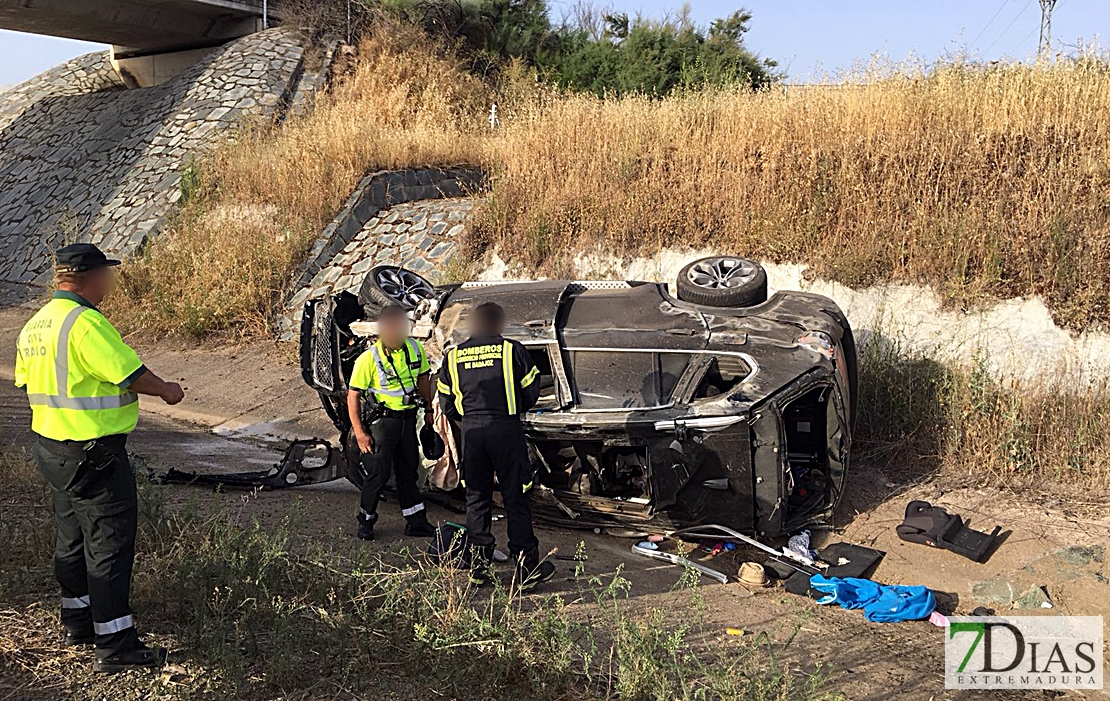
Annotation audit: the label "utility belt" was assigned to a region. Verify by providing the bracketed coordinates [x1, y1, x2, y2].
[364, 402, 418, 424]
[379, 406, 418, 418]
[38, 433, 127, 472]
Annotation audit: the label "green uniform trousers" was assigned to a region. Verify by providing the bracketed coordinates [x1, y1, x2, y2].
[33, 434, 139, 657]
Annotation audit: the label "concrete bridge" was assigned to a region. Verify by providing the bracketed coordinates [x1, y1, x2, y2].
[0, 0, 271, 86]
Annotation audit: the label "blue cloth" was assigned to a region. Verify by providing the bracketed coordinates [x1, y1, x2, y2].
[809, 574, 936, 623]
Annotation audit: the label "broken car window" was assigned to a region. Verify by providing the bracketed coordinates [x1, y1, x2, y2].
[570, 351, 690, 410]
[693, 355, 750, 399]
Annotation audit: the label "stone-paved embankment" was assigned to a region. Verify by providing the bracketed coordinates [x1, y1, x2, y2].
[0, 28, 309, 302]
[277, 168, 483, 339]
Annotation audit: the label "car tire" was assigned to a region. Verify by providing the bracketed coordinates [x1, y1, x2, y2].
[675, 256, 768, 308]
[358, 265, 436, 312]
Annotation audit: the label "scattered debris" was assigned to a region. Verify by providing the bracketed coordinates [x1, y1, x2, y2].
[1053, 545, 1104, 568]
[160, 439, 341, 489]
[971, 577, 1015, 605]
[818, 542, 886, 579]
[928, 611, 948, 627]
[787, 530, 818, 561]
[630, 543, 730, 584]
[1014, 585, 1053, 610]
[895, 500, 1002, 562]
[670, 524, 826, 569]
[724, 627, 746, 637]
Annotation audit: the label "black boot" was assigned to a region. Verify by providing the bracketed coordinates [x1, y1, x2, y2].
[404, 510, 436, 538]
[357, 512, 377, 541]
[468, 544, 496, 586]
[62, 627, 94, 646]
[515, 547, 556, 590]
[93, 641, 166, 673]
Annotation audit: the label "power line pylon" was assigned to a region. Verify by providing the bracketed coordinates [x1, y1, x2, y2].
[1038, 0, 1059, 58]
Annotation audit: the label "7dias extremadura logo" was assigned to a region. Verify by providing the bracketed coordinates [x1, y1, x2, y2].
[945, 616, 1103, 690]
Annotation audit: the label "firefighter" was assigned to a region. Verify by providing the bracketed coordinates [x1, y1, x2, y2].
[437, 302, 555, 588]
[14, 243, 185, 672]
[347, 304, 436, 541]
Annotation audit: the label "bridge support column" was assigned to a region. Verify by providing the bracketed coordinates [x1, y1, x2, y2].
[109, 45, 224, 88]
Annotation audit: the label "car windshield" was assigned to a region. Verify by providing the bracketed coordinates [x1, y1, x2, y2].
[569, 350, 690, 410]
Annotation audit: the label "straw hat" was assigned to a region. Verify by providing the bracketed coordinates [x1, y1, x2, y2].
[738, 562, 770, 587]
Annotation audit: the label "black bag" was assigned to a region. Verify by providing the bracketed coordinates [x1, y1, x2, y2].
[427, 523, 468, 567]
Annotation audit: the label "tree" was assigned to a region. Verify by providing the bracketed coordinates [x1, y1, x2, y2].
[539, 7, 779, 96]
[346, 0, 780, 95]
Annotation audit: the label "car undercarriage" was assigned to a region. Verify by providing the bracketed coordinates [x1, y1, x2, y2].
[287, 256, 858, 538]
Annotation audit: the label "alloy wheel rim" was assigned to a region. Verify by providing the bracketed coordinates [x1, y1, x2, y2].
[376, 268, 435, 307]
[687, 257, 758, 289]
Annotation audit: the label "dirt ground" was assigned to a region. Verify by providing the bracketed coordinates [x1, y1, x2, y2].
[2, 304, 1108, 700]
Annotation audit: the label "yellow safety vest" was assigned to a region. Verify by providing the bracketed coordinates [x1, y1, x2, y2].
[349, 338, 428, 410]
[14, 292, 144, 441]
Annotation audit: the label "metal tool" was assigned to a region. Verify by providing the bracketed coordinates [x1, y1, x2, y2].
[668, 524, 826, 569]
[630, 543, 730, 584]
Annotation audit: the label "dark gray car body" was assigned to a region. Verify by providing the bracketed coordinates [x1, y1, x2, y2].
[302, 276, 857, 537]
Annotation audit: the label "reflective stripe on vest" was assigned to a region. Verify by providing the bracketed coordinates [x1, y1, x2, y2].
[27, 393, 137, 410]
[447, 348, 464, 417]
[520, 365, 539, 388]
[367, 339, 423, 407]
[502, 340, 516, 415]
[367, 344, 406, 398]
[34, 304, 138, 411]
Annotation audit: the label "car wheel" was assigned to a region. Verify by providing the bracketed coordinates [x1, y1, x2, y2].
[358, 265, 436, 311]
[675, 256, 768, 308]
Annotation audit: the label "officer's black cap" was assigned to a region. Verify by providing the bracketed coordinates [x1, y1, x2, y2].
[55, 243, 121, 273]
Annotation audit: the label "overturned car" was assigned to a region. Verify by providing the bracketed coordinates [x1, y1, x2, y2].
[300, 256, 857, 537]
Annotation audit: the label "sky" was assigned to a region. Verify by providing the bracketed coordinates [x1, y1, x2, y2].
[1, 0, 1107, 87]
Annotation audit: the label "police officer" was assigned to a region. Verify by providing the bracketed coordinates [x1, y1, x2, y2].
[347, 304, 436, 541]
[14, 243, 185, 673]
[436, 302, 555, 588]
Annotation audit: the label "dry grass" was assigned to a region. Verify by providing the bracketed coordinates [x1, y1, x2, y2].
[106, 26, 492, 337]
[0, 446, 822, 701]
[856, 333, 1110, 494]
[107, 32, 1110, 336]
[472, 59, 1110, 328]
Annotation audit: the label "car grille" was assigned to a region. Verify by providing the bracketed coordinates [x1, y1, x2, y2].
[312, 303, 336, 392]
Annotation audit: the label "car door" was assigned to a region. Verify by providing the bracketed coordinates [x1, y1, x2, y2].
[649, 353, 758, 531]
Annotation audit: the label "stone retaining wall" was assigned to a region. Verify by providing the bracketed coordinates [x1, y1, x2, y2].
[0, 27, 323, 303]
[0, 53, 126, 134]
[294, 167, 483, 292]
[278, 171, 482, 339]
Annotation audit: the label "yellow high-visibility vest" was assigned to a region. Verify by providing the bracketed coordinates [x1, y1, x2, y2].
[349, 338, 429, 410]
[14, 291, 145, 441]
